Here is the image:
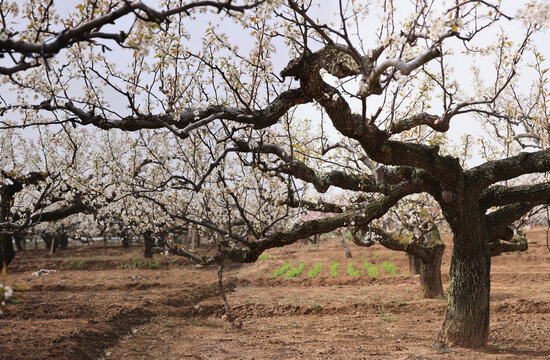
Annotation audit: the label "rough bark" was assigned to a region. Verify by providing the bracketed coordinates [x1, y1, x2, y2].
[419, 228, 445, 298]
[408, 254, 422, 275]
[439, 216, 490, 348]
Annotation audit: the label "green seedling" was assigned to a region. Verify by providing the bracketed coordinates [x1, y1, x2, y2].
[308, 263, 322, 278]
[364, 261, 379, 276]
[330, 262, 339, 277]
[346, 262, 360, 276]
[285, 262, 305, 278]
[136, 259, 145, 268]
[120, 258, 149, 269]
[269, 263, 291, 278]
[381, 260, 397, 275]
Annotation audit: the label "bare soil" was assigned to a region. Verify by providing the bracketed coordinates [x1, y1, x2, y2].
[1, 230, 549, 359]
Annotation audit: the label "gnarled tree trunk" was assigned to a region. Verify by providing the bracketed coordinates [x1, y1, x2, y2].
[408, 254, 422, 275]
[439, 215, 490, 348]
[419, 228, 444, 298]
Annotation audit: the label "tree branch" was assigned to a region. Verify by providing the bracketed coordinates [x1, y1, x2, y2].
[470, 149, 550, 194]
[234, 140, 379, 193]
[0, 1, 266, 74]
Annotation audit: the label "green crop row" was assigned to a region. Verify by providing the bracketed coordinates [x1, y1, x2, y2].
[269, 260, 399, 278]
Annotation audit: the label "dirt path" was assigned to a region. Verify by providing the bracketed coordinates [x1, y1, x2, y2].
[1, 231, 549, 359]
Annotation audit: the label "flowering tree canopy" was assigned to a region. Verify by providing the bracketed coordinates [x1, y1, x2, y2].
[1, 0, 550, 349]
[0, 127, 99, 268]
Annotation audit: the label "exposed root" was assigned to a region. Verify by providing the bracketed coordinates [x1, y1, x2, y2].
[218, 261, 242, 329]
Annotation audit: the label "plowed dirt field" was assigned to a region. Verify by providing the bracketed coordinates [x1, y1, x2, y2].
[1, 230, 549, 359]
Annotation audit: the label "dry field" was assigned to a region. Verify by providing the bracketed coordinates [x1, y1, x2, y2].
[1, 230, 549, 359]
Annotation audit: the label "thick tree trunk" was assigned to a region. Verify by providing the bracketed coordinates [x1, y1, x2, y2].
[408, 254, 422, 275]
[14, 233, 25, 251]
[58, 233, 68, 250]
[43, 234, 58, 254]
[0, 196, 15, 268]
[144, 232, 154, 259]
[419, 228, 444, 298]
[0, 234, 15, 269]
[439, 218, 490, 348]
[121, 236, 130, 248]
[374, 225, 444, 298]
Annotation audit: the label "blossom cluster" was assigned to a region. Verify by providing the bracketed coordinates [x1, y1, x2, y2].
[516, 1, 550, 28]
